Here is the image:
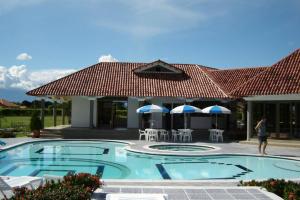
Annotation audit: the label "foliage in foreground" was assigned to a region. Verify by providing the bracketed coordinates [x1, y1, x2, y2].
[240, 179, 300, 200]
[9, 173, 102, 200]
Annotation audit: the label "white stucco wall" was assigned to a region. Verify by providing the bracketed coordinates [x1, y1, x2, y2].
[127, 97, 139, 128]
[71, 96, 90, 127]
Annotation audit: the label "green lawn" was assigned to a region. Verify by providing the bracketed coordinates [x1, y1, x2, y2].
[0, 116, 70, 129]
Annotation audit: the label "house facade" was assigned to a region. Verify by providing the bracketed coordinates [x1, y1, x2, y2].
[27, 49, 300, 140]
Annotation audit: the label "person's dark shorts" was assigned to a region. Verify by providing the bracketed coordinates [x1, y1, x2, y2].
[258, 136, 268, 143]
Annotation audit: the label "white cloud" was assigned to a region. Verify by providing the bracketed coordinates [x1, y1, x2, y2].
[92, 0, 206, 37]
[16, 53, 32, 61]
[98, 54, 118, 62]
[7, 65, 27, 78]
[0, 66, 6, 88]
[0, 65, 76, 90]
[0, 0, 46, 15]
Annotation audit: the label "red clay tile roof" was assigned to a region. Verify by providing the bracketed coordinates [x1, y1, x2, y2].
[204, 67, 269, 94]
[231, 48, 300, 96]
[27, 62, 229, 99]
[0, 99, 19, 108]
[27, 49, 300, 99]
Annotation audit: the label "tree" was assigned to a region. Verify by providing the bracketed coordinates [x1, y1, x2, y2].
[30, 111, 42, 138]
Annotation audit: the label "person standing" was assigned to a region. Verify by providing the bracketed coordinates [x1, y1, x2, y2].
[255, 117, 268, 155]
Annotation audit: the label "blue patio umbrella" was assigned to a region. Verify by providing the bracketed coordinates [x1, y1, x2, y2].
[202, 105, 231, 128]
[136, 104, 169, 128]
[170, 105, 202, 129]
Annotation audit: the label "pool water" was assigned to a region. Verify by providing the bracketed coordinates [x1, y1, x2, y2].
[0, 140, 300, 180]
[149, 144, 214, 152]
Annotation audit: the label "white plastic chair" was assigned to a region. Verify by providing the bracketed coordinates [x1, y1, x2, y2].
[159, 130, 169, 141]
[139, 129, 148, 141]
[147, 129, 158, 142]
[181, 129, 192, 142]
[216, 130, 224, 142]
[171, 129, 181, 142]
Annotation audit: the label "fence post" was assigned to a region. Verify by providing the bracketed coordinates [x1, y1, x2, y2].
[53, 100, 57, 127]
[40, 99, 45, 129]
[62, 104, 65, 125]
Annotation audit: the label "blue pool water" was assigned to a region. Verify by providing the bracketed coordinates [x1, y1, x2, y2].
[0, 140, 299, 180]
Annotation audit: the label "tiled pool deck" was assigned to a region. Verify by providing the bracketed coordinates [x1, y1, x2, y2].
[92, 186, 282, 200]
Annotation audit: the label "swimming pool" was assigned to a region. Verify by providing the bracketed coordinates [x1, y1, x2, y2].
[0, 140, 299, 180]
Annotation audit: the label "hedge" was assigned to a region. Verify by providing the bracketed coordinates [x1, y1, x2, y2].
[9, 173, 102, 200]
[240, 179, 300, 200]
[0, 109, 64, 116]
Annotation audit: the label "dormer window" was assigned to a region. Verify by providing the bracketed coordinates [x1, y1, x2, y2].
[133, 60, 183, 74]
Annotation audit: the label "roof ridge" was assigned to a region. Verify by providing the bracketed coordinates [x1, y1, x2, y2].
[229, 48, 300, 96]
[26, 63, 102, 96]
[210, 66, 269, 71]
[270, 48, 300, 68]
[195, 65, 230, 98]
[229, 66, 271, 96]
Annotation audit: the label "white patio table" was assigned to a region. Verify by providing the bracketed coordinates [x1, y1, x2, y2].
[178, 129, 193, 142]
[145, 129, 159, 141]
[208, 129, 224, 142]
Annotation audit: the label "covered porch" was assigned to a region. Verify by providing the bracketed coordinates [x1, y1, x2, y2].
[246, 94, 300, 140]
[70, 96, 235, 131]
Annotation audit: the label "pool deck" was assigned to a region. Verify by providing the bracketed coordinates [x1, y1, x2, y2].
[1, 138, 299, 200]
[92, 186, 282, 200]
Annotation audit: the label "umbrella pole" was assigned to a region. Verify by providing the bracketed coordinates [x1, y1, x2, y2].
[216, 114, 218, 129]
[151, 113, 153, 128]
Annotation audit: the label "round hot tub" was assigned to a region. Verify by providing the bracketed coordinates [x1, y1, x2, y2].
[148, 144, 215, 152]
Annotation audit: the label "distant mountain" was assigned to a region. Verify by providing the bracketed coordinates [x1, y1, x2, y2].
[0, 88, 34, 102]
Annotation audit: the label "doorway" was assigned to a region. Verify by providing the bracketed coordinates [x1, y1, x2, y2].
[97, 97, 128, 129]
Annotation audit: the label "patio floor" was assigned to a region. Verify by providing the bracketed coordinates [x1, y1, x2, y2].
[92, 186, 282, 200]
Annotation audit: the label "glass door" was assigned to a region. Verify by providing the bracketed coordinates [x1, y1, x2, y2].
[112, 101, 128, 128]
[279, 103, 290, 134]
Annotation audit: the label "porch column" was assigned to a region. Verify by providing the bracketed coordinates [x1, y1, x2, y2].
[171, 103, 174, 129]
[53, 100, 57, 127]
[246, 101, 253, 141]
[275, 103, 280, 134]
[62, 104, 65, 125]
[40, 98, 45, 129]
[89, 98, 94, 128]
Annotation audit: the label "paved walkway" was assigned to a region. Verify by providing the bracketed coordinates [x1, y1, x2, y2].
[126, 140, 300, 158]
[92, 186, 282, 200]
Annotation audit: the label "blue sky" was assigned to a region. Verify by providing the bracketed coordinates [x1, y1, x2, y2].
[0, 0, 300, 100]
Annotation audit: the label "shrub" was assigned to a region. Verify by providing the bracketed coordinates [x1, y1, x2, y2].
[29, 111, 42, 131]
[63, 173, 101, 192]
[240, 179, 300, 200]
[11, 182, 91, 200]
[0, 130, 16, 138]
[9, 173, 102, 200]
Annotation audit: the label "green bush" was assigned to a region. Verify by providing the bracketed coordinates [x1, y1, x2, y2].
[0, 130, 16, 138]
[0, 109, 63, 116]
[240, 179, 300, 200]
[9, 173, 102, 200]
[30, 111, 42, 131]
[63, 173, 101, 192]
[11, 182, 91, 200]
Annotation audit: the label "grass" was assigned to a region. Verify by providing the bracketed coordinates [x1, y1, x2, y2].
[0, 116, 70, 129]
